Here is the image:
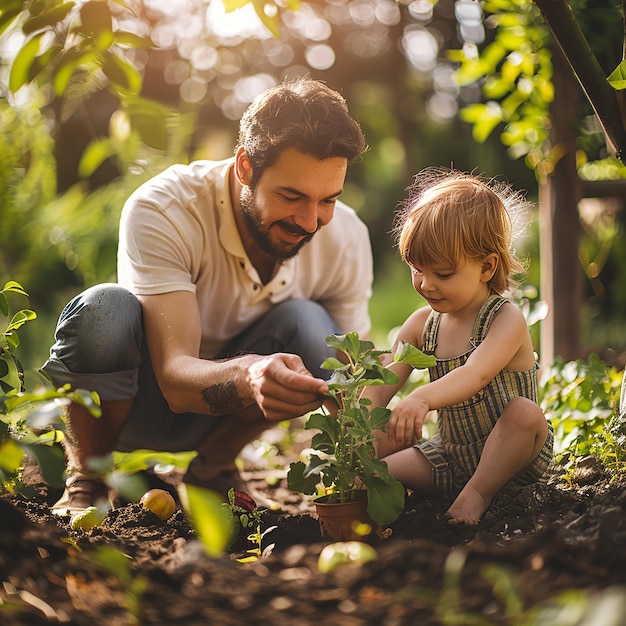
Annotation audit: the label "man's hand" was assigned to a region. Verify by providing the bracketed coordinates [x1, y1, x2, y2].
[247, 353, 329, 421]
[386, 394, 429, 447]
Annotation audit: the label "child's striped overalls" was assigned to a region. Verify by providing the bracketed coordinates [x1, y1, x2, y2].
[416, 295, 554, 497]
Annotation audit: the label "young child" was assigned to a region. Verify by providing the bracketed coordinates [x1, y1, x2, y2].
[369, 168, 554, 525]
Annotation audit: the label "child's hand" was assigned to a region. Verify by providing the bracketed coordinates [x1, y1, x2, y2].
[387, 395, 429, 447]
[388, 396, 429, 446]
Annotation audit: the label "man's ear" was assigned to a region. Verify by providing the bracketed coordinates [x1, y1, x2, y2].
[480, 253, 499, 283]
[235, 147, 253, 186]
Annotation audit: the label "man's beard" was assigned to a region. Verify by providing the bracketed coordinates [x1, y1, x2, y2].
[239, 185, 315, 261]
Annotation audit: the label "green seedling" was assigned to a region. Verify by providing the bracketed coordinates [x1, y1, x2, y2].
[288, 332, 435, 526]
[226, 488, 276, 563]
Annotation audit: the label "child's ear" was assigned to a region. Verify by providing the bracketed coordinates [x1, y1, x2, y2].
[480, 254, 499, 282]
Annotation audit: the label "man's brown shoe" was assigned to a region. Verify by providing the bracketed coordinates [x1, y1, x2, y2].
[51, 471, 111, 516]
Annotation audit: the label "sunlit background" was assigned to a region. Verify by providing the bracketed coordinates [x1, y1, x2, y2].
[2, 0, 626, 380]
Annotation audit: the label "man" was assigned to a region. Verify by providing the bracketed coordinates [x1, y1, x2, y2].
[41, 78, 373, 514]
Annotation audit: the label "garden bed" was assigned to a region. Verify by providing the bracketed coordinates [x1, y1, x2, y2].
[2, 454, 626, 625]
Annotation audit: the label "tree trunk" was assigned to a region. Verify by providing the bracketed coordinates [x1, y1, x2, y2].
[539, 47, 584, 368]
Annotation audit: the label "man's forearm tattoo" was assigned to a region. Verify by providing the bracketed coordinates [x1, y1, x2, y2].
[201, 381, 244, 415]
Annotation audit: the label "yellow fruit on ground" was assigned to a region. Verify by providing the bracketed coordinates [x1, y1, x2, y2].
[140, 488, 176, 520]
[317, 541, 378, 573]
[70, 506, 107, 531]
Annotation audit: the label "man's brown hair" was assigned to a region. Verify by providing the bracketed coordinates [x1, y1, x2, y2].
[237, 78, 367, 186]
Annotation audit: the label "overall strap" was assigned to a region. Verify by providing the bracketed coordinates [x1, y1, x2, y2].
[422, 309, 441, 354]
[470, 295, 509, 346]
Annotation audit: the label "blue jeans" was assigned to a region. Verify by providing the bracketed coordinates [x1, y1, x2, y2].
[40, 283, 339, 452]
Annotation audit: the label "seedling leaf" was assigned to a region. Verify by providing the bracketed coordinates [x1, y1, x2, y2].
[393, 341, 436, 369]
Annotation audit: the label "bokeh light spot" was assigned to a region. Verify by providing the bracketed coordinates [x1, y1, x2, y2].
[305, 44, 336, 71]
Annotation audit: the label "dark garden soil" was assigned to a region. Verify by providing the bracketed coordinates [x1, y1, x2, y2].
[2, 453, 626, 626]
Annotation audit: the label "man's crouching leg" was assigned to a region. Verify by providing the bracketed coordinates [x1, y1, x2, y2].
[40, 284, 143, 515]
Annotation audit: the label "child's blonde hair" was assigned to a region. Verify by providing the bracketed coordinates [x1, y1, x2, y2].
[394, 168, 529, 294]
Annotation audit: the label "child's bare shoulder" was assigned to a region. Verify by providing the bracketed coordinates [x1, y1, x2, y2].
[490, 300, 530, 338]
[495, 300, 527, 325]
[397, 305, 433, 349]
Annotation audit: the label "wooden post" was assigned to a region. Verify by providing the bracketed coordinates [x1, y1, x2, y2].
[539, 48, 583, 369]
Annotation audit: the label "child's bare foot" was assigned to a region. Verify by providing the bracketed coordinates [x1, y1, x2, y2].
[445, 484, 489, 526]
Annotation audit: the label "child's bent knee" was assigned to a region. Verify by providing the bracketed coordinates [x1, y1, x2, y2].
[501, 397, 547, 432]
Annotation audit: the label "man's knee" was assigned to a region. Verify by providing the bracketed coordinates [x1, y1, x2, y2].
[266, 299, 339, 375]
[273, 299, 337, 339]
[220, 299, 339, 378]
[47, 283, 143, 373]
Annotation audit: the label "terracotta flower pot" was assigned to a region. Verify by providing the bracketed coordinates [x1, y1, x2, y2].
[314, 492, 376, 542]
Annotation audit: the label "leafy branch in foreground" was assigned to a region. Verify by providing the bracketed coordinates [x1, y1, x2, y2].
[0, 281, 36, 395]
[0, 280, 100, 493]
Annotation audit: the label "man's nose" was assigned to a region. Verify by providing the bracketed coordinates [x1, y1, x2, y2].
[296, 203, 333, 233]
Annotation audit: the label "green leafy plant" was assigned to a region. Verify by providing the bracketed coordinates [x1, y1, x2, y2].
[1, 281, 37, 395]
[0, 280, 101, 493]
[178, 483, 233, 557]
[539, 354, 623, 475]
[288, 332, 435, 526]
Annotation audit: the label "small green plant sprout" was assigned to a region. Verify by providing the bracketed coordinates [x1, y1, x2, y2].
[288, 332, 436, 526]
[226, 488, 277, 563]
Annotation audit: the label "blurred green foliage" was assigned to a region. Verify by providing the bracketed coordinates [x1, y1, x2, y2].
[0, 281, 100, 493]
[452, 0, 554, 166]
[540, 354, 623, 472]
[0, 0, 625, 377]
